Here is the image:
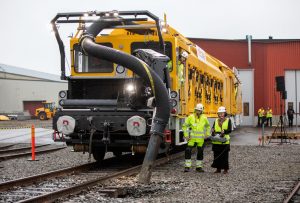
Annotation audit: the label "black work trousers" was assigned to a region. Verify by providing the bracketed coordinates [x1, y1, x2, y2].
[257, 117, 262, 127]
[266, 117, 272, 127]
[185, 145, 203, 161]
[288, 117, 293, 127]
[262, 116, 266, 127]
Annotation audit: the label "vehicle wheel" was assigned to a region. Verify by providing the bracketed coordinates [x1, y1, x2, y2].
[92, 147, 106, 162]
[38, 112, 47, 120]
[113, 151, 122, 158]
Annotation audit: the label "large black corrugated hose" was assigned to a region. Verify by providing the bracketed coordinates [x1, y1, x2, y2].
[80, 19, 170, 183]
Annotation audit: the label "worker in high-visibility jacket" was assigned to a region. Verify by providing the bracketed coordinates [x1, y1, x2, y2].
[257, 107, 265, 127]
[211, 106, 232, 174]
[178, 51, 188, 88]
[182, 103, 210, 172]
[167, 60, 172, 72]
[266, 107, 273, 127]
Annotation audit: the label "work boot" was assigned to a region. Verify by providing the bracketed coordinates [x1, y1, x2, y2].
[196, 168, 205, 172]
[184, 167, 190, 172]
[214, 169, 221, 173]
[223, 169, 229, 174]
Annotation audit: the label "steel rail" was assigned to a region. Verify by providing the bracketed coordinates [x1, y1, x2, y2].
[283, 181, 300, 203]
[0, 144, 15, 150]
[0, 162, 96, 192]
[0, 144, 50, 154]
[0, 146, 66, 161]
[17, 152, 184, 203]
[0, 154, 134, 192]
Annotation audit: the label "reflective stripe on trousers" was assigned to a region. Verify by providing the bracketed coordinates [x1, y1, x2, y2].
[196, 160, 203, 168]
[185, 159, 192, 168]
[185, 130, 204, 134]
[185, 130, 205, 139]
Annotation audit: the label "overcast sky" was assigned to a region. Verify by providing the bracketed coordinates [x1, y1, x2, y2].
[0, 0, 299, 75]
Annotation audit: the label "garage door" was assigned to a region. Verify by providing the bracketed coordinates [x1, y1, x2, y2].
[23, 101, 45, 117]
[285, 70, 300, 127]
[238, 69, 254, 126]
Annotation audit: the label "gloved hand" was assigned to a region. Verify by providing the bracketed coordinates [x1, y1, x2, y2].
[211, 128, 215, 136]
[221, 137, 228, 143]
[220, 130, 225, 137]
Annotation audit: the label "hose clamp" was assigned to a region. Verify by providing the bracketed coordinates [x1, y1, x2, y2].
[150, 131, 165, 138]
[79, 33, 95, 54]
[152, 117, 168, 126]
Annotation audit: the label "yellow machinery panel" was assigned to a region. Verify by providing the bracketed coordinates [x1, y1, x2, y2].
[68, 21, 241, 118]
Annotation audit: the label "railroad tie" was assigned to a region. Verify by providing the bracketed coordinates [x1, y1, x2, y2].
[98, 187, 127, 198]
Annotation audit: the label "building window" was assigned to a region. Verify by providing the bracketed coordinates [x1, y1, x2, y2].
[243, 102, 249, 116]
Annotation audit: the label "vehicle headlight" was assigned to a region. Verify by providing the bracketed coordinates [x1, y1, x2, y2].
[171, 99, 177, 107]
[170, 91, 178, 98]
[126, 83, 135, 93]
[116, 65, 125, 74]
[59, 90, 67, 98]
[59, 99, 65, 106]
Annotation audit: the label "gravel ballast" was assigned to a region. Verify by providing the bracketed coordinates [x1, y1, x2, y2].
[65, 144, 300, 203]
[0, 146, 114, 182]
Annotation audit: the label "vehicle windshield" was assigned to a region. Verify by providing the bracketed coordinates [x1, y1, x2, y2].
[44, 103, 54, 111]
[73, 43, 114, 73]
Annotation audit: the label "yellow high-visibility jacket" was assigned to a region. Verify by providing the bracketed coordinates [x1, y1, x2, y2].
[182, 113, 210, 145]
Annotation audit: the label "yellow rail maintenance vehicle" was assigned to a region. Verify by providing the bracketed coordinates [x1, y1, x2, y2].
[51, 10, 242, 162]
[35, 101, 56, 120]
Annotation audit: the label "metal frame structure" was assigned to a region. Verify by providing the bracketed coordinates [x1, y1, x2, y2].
[50, 10, 165, 80]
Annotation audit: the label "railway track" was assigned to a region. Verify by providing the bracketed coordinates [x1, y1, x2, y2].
[284, 181, 300, 203]
[0, 144, 15, 150]
[0, 145, 66, 161]
[0, 144, 50, 155]
[0, 152, 184, 202]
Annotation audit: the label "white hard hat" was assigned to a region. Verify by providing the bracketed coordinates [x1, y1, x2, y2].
[217, 106, 226, 113]
[195, 103, 204, 111]
[181, 51, 188, 58]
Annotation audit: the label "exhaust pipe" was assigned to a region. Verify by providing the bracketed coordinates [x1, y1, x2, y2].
[80, 19, 170, 184]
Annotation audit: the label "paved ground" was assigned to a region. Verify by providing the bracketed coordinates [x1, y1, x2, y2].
[0, 119, 58, 145]
[0, 128, 56, 144]
[230, 126, 300, 145]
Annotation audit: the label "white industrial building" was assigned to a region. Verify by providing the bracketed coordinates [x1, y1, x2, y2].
[0, 63, 67, 116]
